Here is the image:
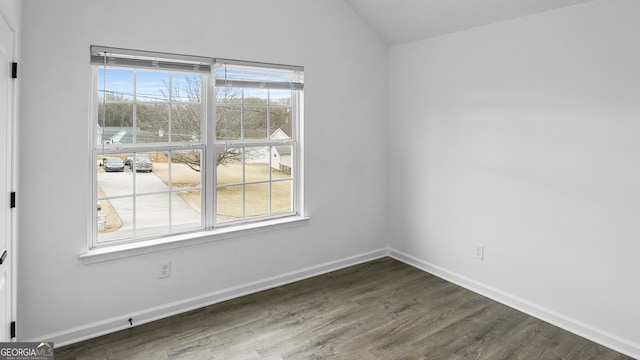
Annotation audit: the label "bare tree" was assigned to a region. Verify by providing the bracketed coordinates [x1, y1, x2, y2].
[98, 92, 133, 128]
[101, 74, 292, 172]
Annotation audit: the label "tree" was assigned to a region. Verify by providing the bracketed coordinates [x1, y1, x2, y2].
[169, 77, 292, 171]
[100, 73, 293, 172]
[98, 92, 133, 128]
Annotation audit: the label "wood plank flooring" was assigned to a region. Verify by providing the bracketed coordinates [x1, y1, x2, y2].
[55, 257, 634, 359]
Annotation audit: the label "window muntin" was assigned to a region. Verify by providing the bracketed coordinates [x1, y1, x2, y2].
[91, 47, 303, 248]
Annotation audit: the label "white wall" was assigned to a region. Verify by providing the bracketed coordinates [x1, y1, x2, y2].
[0, 0, 19, 345]
[388, 0, 640, 357]
[18, 0, 388, 344]
[0, 0, 19, 30]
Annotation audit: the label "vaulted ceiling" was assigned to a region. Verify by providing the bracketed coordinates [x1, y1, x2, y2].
[344, 0, 595, 46]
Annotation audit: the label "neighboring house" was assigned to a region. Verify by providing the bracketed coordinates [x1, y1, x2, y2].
[270, 121, 292, 174]
[98, 126, 160, 145]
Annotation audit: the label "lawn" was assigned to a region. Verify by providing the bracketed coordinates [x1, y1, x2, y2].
[97, 187, 122, 233]
[97, 160, 293, 234]
[153, 162, 293, 220]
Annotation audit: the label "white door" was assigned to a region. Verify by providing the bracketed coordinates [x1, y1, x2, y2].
[0, 13, 14, 341]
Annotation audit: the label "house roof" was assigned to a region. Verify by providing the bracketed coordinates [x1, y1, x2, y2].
[274, 146, 291, 156]
[270, 121, 292, 140]
[278, 121, 291, 137]
[100, 127, 159, 144]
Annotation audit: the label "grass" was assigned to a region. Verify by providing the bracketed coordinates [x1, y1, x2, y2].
[153, 162, 292, 219]
[97, 187, 123, 233]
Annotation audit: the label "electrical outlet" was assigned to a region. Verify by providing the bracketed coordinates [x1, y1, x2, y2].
[159, 262, 171, 278]
[475, 244, 484, 260]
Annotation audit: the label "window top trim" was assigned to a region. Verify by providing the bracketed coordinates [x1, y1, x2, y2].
[90, 46, 305, 76]
[91, 45, 212, 74]
[214, 58, 303, 72]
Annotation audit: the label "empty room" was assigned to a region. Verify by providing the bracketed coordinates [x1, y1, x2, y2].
[2, 0, 638, 358]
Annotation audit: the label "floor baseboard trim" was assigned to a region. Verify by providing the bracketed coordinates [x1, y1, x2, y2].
[388, 249, 640, 359]
[35, 248, 389, 348]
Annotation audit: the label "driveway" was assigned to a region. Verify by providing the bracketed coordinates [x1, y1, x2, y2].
[98, 168, 201, 241]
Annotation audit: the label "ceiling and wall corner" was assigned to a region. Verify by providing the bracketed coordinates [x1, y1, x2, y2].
[344, 0, 595, 45]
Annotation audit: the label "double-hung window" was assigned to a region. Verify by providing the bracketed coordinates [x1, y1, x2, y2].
[90, 46, 304, 249]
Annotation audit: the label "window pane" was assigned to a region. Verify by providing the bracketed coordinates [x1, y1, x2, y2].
[243, 105, 268, 139]
[97, 197, 133, 243]
[99, 68, 134, 101]
[269, 108, 291, 140]
[271, 145, 293, 178]
[270, 89, 291, 105]
[216, 86, 242, 104]
[99, 103, 133, 132]
[245, 183, 269, 218]
[177, 190, 201, 213]
[244, 88, 268, 102]
[217, 149, 243, 184]
[136, 103, 169, 143]
[133, 161, 164, 196]
[217, 185, 242, 224]
[170, 150, 202, 188]
[136, 71, 169, 101]
[174, 190, 202, 230]
[127, 152, 155, 174]
[216, 104, 241, 140]
[172, 74, 201, 103]
[272, 180, 293, 215]
[245, 147, 270, 182]
[136, 193, 170, 237]
[172, 103, 202, 142]
[96, 196, 122, 235]
[97, 154, 132, 196]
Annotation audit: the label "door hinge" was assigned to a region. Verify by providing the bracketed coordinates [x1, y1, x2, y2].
[10, 192, 15, 208]
[11, 62, 17, 79]
[10, 321, 15, 338]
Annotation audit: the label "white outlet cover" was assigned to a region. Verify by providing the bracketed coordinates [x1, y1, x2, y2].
[159, 262, 171, 278]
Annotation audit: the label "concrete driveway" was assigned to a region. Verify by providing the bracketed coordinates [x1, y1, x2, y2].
[97, 167, 202, 241]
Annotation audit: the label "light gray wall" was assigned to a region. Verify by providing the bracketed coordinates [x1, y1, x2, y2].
[0, 0, 19, 345]
[18, 0, 388, 343]
[0, 0, 19, 30]
[388, 0, 640, 356]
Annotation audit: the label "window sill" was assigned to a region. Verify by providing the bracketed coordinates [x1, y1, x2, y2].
[79, 216, 310, 264]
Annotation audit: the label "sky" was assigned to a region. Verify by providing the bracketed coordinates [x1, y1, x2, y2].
[98, 68, 200, 102]
[98, 68, 294, 103]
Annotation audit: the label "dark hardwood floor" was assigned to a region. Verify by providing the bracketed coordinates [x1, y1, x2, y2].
[56, 257, 633, 359]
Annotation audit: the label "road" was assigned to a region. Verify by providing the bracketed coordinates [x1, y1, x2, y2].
[97, 167, 201, 241]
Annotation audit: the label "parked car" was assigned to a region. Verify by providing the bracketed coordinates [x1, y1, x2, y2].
[104, 157, 125, 172]
[129, 155, 153, 172]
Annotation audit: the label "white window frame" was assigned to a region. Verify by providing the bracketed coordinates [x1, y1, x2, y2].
[86, 46, 305, 257]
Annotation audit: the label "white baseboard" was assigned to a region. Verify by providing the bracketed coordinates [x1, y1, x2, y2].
[388, 249, 640, 360]
[36, 248, 388, 347]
